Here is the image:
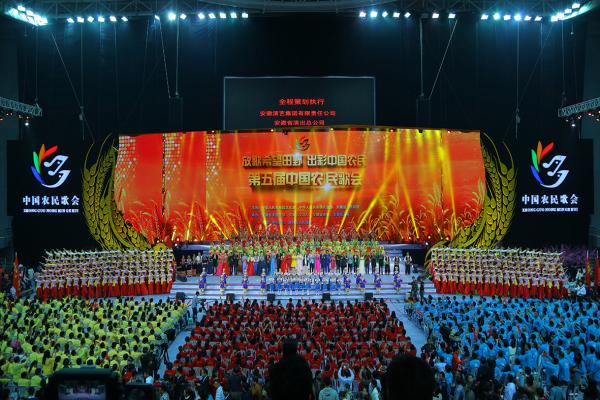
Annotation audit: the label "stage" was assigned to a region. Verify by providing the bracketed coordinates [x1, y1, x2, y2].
[170, 272, 436, 301]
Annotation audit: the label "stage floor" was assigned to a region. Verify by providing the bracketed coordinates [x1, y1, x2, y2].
[171, 273, 436, 301]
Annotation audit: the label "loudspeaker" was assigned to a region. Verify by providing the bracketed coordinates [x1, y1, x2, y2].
[226, 293, 235, 302]
[365, 292, 374, 300]
[176, 292, 186, 301]
[322, 292, 331, 301]
[267, 293, 276, 302]
[165, 328, 176, 341]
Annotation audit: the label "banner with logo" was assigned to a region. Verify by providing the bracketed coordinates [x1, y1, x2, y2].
[7, 139, 94, 264]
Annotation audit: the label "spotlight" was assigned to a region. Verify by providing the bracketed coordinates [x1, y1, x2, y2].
[241, 12, 248, 18]
[87, 16, 94, 22]
[67, 17, 75, 23]
[382, 11, 388, 18]
[359, 11, 366, 18]
[208, 12, 216, 19]
[565, 8, 572, 14]
[109, 16, 117, 22]
[17, 5, 26, 12]
[448, 13, 456, 19]
[493, 12, 501, 20]
[572, 2, 581, 9]
[370, 10, 378, 18]
[168, 12, 176, 20]
[77, 16, 84, 23]
[219, 12, 226, 19]
[179, 13, 186, 19]
[198, 12, 205, 19]
[481, 14, 489, 20]
[551, 15, 559, 22]
[535, 16, 542, 21]
[393, 11, 400, 18]
[404, 12, 411, 18]
[514, 14, 522, 21]
[230, 12, 237, 18]
[97, 16, 105, 23]
[503, 14, 511, 20]
[432, 12, 439, 19]
[524, 15, 531, 21]
[154, 14, 160, 20]
[557, 12, 564, 19]
[121, 16, 128, 22]
[571, 121, 576, 127]
[24, 120, 29, 127]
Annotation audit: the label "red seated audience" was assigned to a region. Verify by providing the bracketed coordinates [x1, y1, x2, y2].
[170, 298, 416, 395]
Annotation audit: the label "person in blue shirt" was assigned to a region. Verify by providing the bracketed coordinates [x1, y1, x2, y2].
[540, 354, 559, 387]
[556, 350, 571, 384]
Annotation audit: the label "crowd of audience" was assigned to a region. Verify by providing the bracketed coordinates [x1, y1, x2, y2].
[0, 294, 187, 398]
[156, 299, 417, 399]
[408, 295, 600, 399]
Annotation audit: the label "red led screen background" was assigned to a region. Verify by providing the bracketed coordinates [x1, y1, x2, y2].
[114, 129, 485, 244]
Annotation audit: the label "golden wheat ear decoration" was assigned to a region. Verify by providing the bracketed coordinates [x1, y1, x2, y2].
[83, 136, 151, 250]
[425, 135, 517, 272]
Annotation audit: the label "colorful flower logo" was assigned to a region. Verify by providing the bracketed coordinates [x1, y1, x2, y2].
[31, 144, 71, 188]
[530, 141, 569, 188]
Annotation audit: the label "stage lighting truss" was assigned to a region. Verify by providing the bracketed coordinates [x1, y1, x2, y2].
[4, 4, 47, 26]
[4, 0, 593, 22]
[558, 97, 600, 124]
[0, 96, 42, 123]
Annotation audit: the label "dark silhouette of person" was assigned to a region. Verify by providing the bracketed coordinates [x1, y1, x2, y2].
[383, 355, 435, 400]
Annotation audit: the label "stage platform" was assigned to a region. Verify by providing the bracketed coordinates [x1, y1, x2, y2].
[171, 273, 437, 301]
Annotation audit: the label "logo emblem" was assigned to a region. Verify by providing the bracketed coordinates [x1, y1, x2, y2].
[295, 136, 310, 152]
[530, 141, 569, 188]
[31, 144, 71, 188]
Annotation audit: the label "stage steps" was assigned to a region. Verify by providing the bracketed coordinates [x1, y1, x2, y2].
[171, 275, 436, 300]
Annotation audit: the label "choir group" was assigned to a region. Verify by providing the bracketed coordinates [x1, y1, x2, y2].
[199, 239, 411, 276]
[430, 247, 568, 299]
[35, 249, 175, 301]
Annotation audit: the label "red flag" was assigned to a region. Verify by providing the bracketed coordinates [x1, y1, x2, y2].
[585, 251, 591, 287]
[595, 251, 600, 288]
[12, 253, 21, 299]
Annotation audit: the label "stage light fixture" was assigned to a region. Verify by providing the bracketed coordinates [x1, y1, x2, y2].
[404, 12, 411, 18]
[370, 10, 378, 18]
[359, 11, 366, 18]
[241, 12, 248, 18]
[230, 12, 237, 18]
[448, 13, 456, 19]
[198, 13, 206, 20]
[565, 8, 573, 14]
[503, 14, 511, 20]
[572, 2, 581, 9]
[208, 12, 216, 19]
[535, 16, 542, 21]
[432, 12, 439, 19]
[493, 12, 500, 20]
[168, 12, 176, 20]
[109, 16, 117, 22]
[524, 15, 532, 21]
[154, 15, 160, 20]
[17, 5, 26, 12]
[382, 11, 388, 17]
[121, 16, 128, 22]
[67, 17, 75, 23]
[24, 120, 29, 127]
[551, 15, 558, 22]
[179, 13, 187, 20]
[557, 12, 564, 19]
[77, 16, 84, 23]
[219, 12, 227, 19]
[87, 16, 94, 22]
[514, 14, 522, 21]
[393, 11, 400, 18]
[98, 16, 105, 22]
[481, 14, 489, 20]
